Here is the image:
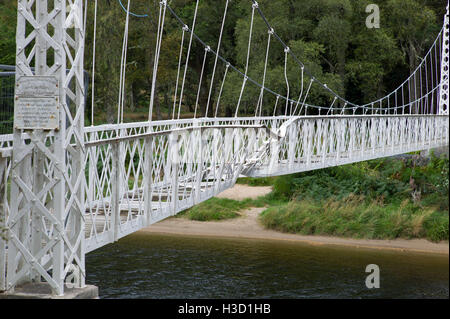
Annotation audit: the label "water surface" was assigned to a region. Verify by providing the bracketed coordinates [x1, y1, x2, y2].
[86, 233, 449, 299]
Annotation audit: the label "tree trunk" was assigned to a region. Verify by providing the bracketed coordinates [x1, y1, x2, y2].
[408, 41, 418, 113]
[148, 78, 162, 120]
[130, 83, 134, 112]
[163, 88, 169, 120]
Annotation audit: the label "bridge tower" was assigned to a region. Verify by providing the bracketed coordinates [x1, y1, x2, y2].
[5, 0, 86, 296]
[439, 3, 449, 115]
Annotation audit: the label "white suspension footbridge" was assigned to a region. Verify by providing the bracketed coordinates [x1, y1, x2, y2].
[0, 0, 449, 296]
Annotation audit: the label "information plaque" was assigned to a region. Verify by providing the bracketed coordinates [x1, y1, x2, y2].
[14, 76, 60, 130]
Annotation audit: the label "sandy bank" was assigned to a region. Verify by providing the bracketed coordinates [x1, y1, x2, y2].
[138, 184, 449, 255]
[215, 184, 273, 200]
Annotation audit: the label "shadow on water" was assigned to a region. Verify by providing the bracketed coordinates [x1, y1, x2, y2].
[86, 233, 449, 299]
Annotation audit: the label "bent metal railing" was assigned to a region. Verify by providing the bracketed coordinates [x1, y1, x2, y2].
[0, 114, 449, 290]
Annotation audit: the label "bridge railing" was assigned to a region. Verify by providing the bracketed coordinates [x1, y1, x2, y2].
[0, 114, 448, 287]
[250, 115, 450, 177]
[82, 117, 281, 252]
[80, 114, 449, 251]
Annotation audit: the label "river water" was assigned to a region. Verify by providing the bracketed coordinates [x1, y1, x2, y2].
[86, 233, 449, 299]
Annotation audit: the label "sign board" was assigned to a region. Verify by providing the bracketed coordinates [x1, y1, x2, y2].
[14, 76, 60, 130]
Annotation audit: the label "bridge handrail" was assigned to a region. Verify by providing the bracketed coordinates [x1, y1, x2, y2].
[83, 113, 449, 148]
[83, 113, 450, 132]
[0, 114, 448, 153]
[84, 124, 281, 148]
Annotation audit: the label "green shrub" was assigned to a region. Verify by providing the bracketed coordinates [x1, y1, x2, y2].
[178, 198, 249, 221]
[423, 211, 449, 242]
[272, 174, 297, 200]
[259, 194, 449, 242]
[236, 177, 276, 186]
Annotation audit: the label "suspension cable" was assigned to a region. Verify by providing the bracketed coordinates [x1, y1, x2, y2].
[255, 29, 272, 117]
[149, 0, 167, 122]
[273, 95, 279, 116]
[194, 47, 209, 118]
[283, 47, 290, 116]
[177, 0, 199, 119]
[118, 0, 149, 18]
[164, 1, 352, 113]
[115, 0, 446, 115]
[91, 0, 98, 125]
[292, 67, 304, 115]
[118, 0, 131, 124]
[205, 0, 229, 117]
[235, 2, 256, 117]
[249, 0, 358, 109]
[214, 63, 230, 117]
[298, 79, 313, 115]
[172, 25, 187, 119]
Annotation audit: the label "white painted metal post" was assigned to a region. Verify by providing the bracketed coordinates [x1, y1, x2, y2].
[315, 119, 323, 163]
[7, 0, 86, 295]
[438, 4, 449, 115]
[144, 136, 153, 226]
[306, 120, 313, 165]
[31, 0, 46, 286]
[336, 119, 342, 162]
[391, 117, 397, 153]
[111, 142, 120, 242]
[195, 123, 203, 204]
[349, 119, 355, 158]
[212, 128, 220, 190]
[0, 156, 7, 292]
[371, 118, 376, 155]
[233, 128, 253, 184]
[88, 133, 97, 203]
[170, 132, 179, 215]
[118, 128, 126, 201]
[215, 128, 229, 194]
[322, 119, 329, 165]
[288, 123, 296, 167]
[31, 144, 43, 283]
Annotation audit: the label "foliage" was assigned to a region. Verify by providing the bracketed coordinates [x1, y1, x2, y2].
[177, 192, 285, 221]
[177, 197, 250, 221]
[260, 195, 449, 242]
[264, 154, 449, 241]
[0, 1, 16, 65]
[180, 153, 449, 242]
[271, 154, 449, 209]
[0, 0, 446, 120]
[236, 176, 276, 186]
[0, 216, 6, 241]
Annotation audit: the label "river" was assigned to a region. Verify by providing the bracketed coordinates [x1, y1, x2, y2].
[86, 233, 449, 299]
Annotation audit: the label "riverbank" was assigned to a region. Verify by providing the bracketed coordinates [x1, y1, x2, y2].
[139, 184, 449, 255]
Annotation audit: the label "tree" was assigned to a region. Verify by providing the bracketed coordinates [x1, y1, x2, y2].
[0, 1, 17, 65]
[312, 0, 353, 87]
[385, 0, 438, 73]
[0, 0, 444, 120]
[345, 0, 404, 104]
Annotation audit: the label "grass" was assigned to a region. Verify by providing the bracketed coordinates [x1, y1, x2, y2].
[176, 193, 284, 222]
[259, 195, 449, 242]
[177, 197, 251, 221]
[259, 153, 449, 242]
[176, 153, 449, 243]
[236, 176, 276, 186]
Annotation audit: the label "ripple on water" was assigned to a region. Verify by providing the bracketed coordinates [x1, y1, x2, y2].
[86, 233, 449, 299]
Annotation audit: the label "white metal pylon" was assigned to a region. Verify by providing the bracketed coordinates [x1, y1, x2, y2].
[438, 2, 449, 115]
[7, 0, 85, 296]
